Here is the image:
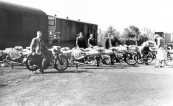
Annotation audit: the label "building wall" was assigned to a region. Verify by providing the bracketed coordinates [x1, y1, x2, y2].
[164, 33, 172, 43]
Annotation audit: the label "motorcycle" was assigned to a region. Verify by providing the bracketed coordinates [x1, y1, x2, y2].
[69, 48, 103, 69]
[108, 46, 138, 66]
[25, 47, 69, 73]
[71, 48, 115, 69]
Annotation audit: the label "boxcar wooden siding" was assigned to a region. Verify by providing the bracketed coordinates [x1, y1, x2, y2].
[0, 8, 48, 49]
[51, 17, 98, 45]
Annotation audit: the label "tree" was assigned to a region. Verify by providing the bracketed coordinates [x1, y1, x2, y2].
[137, 34, 146, 46]
[129, 25, 140, 38]
[122, 25, 140, 39]
[122, 28, 131, 39]
[140, 27, 155, 40]
[105, 26, 120, 38]
[122, 25, 140, 45]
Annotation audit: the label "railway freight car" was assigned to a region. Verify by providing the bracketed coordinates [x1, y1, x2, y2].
[0, 1, 48, 49]
[48, 15, 98, 48]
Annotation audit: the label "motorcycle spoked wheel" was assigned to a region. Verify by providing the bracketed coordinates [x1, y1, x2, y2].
[110, 53, 123, 64]
[125, 52, 138, 65]
[96, 55, 111, 67]
[116, 52, 124, 62]
[54, 55, 69, 72]
[25, 55, 40, 71]
[152, 51, 157, 59]
[141, 51, 154, 64]
[165, 52, 172, 64]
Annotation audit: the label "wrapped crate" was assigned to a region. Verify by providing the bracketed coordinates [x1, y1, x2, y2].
[117, 46, 128, 53]
[95, 47, 105, 54]
[62, 50, 73, 56]
[105, 49, 114, 55]
[128, 46, 138, 52]
[88, 50, 100, 57]
[109, 47, 119, 52]
[71, 49, 84, 60]
[14, 46, 23, 53]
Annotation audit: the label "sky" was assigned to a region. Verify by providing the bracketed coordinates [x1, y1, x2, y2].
[2, 0, 173, 33]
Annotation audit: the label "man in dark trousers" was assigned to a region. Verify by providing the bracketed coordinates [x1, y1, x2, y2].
[110, 35, 122, 47]
[105, 33, 112, 49]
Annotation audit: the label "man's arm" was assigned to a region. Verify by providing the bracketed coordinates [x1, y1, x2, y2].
[88, 38, 91, 47]
[140, 42, 148, 54]
[30, 38, 36, 53]
[157, 38, 161, 49]
[41, 39, 49, 50]
[76, 37, 79, 47]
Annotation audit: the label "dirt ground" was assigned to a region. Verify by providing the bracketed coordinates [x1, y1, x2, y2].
[1, 61, 173, 106]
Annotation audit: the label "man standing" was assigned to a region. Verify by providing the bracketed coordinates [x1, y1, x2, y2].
[52, 34, 60, 44]
[105, 33, 112, 49]
[76, 32, 87, 48]
[109, 34, 122, 64]
[88, 34, 96, 48]
[30, 31, 49, 73]
[110, 35, 122, 47]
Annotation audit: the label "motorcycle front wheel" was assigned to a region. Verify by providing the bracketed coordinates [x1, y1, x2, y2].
[54, 55, 69, 72]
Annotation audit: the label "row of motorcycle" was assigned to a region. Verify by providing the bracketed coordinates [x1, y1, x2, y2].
[66, 45, 157, 69]
[0, 45, 157, 73]
[0, 46, 69, 73]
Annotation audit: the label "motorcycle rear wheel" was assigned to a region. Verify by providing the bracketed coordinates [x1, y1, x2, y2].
[125, 52, 138, 65]
[25, 55, 40, 71]
[141, 51, 154, 64]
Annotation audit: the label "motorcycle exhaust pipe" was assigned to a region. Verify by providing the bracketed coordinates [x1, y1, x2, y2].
[74, 61, 85, 65]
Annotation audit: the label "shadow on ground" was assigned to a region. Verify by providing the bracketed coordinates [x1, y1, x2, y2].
[34, 69, 89, 74]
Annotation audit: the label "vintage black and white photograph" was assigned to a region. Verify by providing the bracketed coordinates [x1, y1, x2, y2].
[0, 0, 173, 106]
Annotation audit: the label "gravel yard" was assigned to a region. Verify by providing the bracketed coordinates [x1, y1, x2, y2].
[1, 61, 173, 106]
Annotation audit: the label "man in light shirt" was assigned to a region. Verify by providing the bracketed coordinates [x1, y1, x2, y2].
[30, 31, 49, 73]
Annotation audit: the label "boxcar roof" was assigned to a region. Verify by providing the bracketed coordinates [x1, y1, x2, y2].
[0, 1, 47, 16]
[49, 15, 97, 25]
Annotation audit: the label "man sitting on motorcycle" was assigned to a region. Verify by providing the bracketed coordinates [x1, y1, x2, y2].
[30, 31, 49, 73]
